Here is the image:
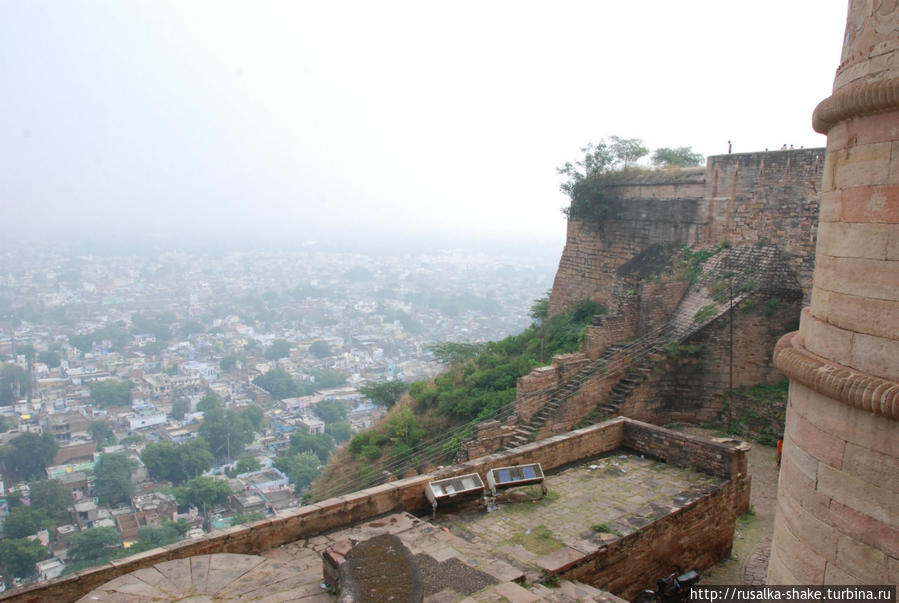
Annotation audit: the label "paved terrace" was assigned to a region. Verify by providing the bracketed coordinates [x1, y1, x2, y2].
[76, 450, 724, 602]
[5, 418, 750, 602]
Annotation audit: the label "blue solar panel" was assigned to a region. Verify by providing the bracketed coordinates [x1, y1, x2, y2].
[522, 466, 536, 479]
[498, 470, 511, 482]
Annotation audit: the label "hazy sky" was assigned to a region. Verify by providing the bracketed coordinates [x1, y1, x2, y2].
[1, 1, 847, 251]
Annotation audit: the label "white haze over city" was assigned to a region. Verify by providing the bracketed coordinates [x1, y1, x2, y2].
[1, 1, 847, 254]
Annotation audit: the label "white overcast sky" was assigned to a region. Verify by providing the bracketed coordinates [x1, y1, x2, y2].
[1, 1, 848, 251]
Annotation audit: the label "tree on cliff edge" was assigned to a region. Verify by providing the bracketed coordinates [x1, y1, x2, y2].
[651, 146, 704, 168]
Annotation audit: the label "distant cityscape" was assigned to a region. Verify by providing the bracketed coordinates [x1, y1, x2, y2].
[0, 244, 557, 586]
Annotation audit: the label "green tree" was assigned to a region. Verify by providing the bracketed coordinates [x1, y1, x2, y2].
[175, 476, 231, 511]
[4, 506, 52, 538]
[264, 339, 292, 361]
[288, 431, 334, 464]
[252, 369, 310, 400]
[430, 342, 486, 366]
[0, 537, 47, 579]
[141, 340, 166, 356]
[4, 432, 58, 481]
[241, 405, 265, 432]
[313, 399, 346, 424]
[235, 454, 261, 475]
[385, 407, 423, 448]
[88, 420, 112, 445]
[130, 312, 173, 342]
[141, 439, 214, 485]
[171, 398, 189, 421]
[93, 452, 136, 505]
[219, 354, 244, 372]
[89, 379, 133, 407]
[310, 368, 346, 388]
[28, 479, 72, 521]
[651, 146, 704, 168]
[273, 452, 321, 490]
[558, 137, 644, 225]
[68, 333, 94, 353]
[609, 135, 649, 168]
[325, 421, 352, 444]
[37, 350, 61, 369]
[0, 363, 31, 405]
[67, 527, 121, 564]
[180, 319, 205, 337]
[197, 392, 222, 413]
[128, 520, 189, 553]
[529, 291, 551, 323]
[359, 381, 409, 409]
[308, 340, 332, 358]
[200, 408, 252, 461]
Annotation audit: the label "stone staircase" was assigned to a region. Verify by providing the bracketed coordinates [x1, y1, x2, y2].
[504, 344, 624, 449]
[505, 246, 801, 446]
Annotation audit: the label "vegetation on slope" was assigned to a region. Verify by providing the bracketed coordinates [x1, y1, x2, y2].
[558, 136, 703, 226]
[309, 298, 604, 501]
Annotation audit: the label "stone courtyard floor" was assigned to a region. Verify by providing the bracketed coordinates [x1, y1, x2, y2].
[78, 449, 726, 602]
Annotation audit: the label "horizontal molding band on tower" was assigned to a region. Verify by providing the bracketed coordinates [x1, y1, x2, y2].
[812, 76, 899, 134]
[773, 331, 899, 420]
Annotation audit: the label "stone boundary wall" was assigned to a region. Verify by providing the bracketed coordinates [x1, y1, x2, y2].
[553, 479, 740, 599]
[515, 353, 592, 423]
[4, 418, 748, 602]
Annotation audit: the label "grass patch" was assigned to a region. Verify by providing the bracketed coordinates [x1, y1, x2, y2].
[540, 570, 560, 588]
[693, 304, 717, 323]
[591, 522, 623, 536]
[509, 525, 564, 555]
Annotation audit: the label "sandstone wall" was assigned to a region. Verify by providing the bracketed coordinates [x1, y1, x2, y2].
[619, 295, 800, 426]
[548, 148, 823, 319]
[541, 421, 751, 600]
[5, 419, 748, 603]
[704, 150, 822, 300]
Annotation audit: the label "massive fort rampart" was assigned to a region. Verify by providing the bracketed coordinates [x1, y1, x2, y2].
[548, 149, 823, 317]
[456, 149, 826, 459]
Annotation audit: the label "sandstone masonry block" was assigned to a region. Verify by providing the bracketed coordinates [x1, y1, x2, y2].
[840, 184, 899, 222]
[835, 534, 888, 583]
[785, 406, 845, 469]
[800, 312, 853, 366]
[850, 332, 899, 381]
[825, 291, 899, 341]
[817, 464, 899, 528]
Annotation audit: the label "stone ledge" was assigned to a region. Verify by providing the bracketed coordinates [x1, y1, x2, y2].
[774, 331, 899, 420]
[812, 76, 899, 134]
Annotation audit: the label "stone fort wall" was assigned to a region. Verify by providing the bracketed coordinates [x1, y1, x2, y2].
[547, 148, 823, 318]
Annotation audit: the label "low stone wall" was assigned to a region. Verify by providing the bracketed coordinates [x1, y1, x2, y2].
[551, 480, 741, 600]
[3, 418, 747, 602]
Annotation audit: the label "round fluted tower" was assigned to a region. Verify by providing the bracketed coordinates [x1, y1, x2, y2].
[768, 1, 899, 584]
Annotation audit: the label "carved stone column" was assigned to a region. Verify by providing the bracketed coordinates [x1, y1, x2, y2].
[768, 0, 899, 585]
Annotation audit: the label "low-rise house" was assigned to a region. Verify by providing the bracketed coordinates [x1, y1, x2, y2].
[52, 441, 97, 466]
[296, 416, 324, 435]
[35, 558, 65, 582]
[73, 501, 99, 528]
[234, 468, 288, 493]
[231, 492, 266, 515]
